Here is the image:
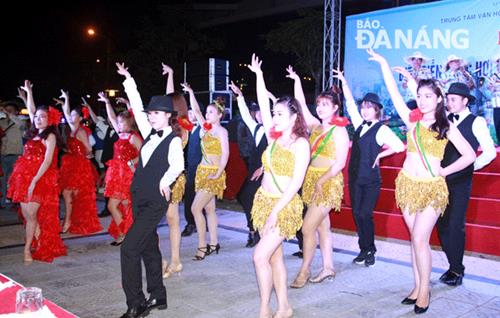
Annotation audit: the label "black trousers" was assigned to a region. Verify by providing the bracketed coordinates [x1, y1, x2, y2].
[183, 165, 197, 225]
[437, 180, 472, 275]
[349, 179, 381, 253]
[120, 194, 167, 308]
[237, 173, 261, 231]
[494, 108, 500, 145]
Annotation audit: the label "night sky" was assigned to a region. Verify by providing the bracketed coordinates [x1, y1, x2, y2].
[0, 1, 403, 108]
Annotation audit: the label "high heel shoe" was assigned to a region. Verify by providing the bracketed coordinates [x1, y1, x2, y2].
[163, 263, 183, 279]
[24, 250, 33, 264]
[207, 243, 220, 255]
[192, 245, 210, 261]
[414, 292, 431, 314]
[272, 307, 293, 318]
[290, 272, 310, 289]
[61, 222, 70, 234]
[401, 297, 417, 305]
[309, 271, 336, 284]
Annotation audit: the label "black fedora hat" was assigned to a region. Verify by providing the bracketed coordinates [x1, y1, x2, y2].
[446, 82, 475, 104]
[361, 92, 383, 108]
[144, 95, 175, 113]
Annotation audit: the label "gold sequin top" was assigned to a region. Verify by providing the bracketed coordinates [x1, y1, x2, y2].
[407, 124, 447, 160]
[262, 142, 295, 177]
[309, 126, 335, 159]
[202, 133, 222, 155]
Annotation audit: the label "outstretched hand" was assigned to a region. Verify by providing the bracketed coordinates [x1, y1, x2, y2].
[285, 65, 299, 81]
[392, 66, 412, 79]
[116, 62, 131, 78]
[247, 53, 263, 74]
[332, 69, 346, 82]
[366, 48, 386, 64]
[115, 97, 130, 108]
[52, 98, 63, 106]
[59, 89, 69, 101]
[20, 80, 33, 93]
[180, 83, 193, 94]
[161, 63, 173, 75]
[97, 91, 110, 104]
[17, 87, 27, 103]
[229, 81, 242, 97]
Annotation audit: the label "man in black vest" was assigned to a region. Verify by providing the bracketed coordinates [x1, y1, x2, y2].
[119, 63, 184, 318]
[438, 82, 496, 286]
[182, 109, 201, 237]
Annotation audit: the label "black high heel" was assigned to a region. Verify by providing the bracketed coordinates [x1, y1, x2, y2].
[414, 292, 431, 314]
[207, 243, 220, 255]
[192, 245, 210, 261]
[401, 297, 417, 305]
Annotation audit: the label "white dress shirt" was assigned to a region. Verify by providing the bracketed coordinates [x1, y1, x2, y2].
[236, 96, 265, 146]
[123, 77, 184, 189]
[449, 108, 497, 170]
[346, 100, 405, 152]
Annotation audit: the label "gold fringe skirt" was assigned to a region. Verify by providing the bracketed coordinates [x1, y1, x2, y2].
[395, 169, 448, 215]
[171, 173, 186, 204]
[251, 187, 303, 240]
[194, 165, 226, 199]
[302, 166, 343, 211]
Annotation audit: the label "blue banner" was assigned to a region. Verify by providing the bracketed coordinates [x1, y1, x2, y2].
[344, 0, 500, 122]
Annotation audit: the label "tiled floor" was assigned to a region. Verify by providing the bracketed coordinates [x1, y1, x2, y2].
[0, 201, 499, 317]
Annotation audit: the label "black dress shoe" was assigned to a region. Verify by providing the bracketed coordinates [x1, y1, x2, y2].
[119, 303, 147, 318]
[292, 251, 303, 258]
[401, 297, 417, 305]
[442, 271, 463, 286]
[145, 297, 167, 313]
[181, 224, 196, 237]
[414, 292, 431, 314]
[98, 209, 111, 218]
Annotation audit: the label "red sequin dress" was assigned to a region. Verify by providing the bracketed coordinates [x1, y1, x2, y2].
[60, 130, 102, 234]
[7, 139, 67, 262]
[104, 133, 140, 239]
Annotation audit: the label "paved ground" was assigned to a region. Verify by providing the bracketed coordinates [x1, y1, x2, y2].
[0, 200, 499, 318]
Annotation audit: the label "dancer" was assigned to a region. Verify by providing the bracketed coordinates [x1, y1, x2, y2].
[285, 65, 349, 288]
[118, 62, 184, 318]
[97, 92, 142, 246]
[59, 90, 102, 234]
[230, 81, 267, 248]
[248, 54, 309, 318]
[161, 63, 191, 278]
[8, 80, 67, 263]
[181, 83, 229, 261]
[368, 48, 475, 314]
[441, 55, 475, 91]
[334, 69, 405, 267]
[437, 82, 496, 285]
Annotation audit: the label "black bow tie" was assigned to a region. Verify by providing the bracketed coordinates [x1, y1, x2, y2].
[447, 114, 459, 122]
[362, 120, 372, 127]
[151, 129, 163, 137]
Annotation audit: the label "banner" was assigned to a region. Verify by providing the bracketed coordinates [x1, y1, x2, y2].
[344, 0, 500, 120]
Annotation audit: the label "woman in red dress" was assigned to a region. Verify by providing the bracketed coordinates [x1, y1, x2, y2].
[97, 92, 142, 245]
[8, 80, 67, 263]
[59, 90, 102, 234]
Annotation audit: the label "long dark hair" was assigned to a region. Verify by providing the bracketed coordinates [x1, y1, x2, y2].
[169, 114, 182, 138]
[275, 96, 308, 139]
[25, 106, 65, 149]
[417, 79, 449, 140]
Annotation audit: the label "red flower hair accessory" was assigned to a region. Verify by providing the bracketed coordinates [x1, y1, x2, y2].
[409, 108, 424, 123]
[328, 116, 349, 127]
[269, 126, 282, 139]
[203, 122, 213, 131]
[178, 116, 194, 132]
[47, 106, 62, 126]
[82, 106, 90, 120]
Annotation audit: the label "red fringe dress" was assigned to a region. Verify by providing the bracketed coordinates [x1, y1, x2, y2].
[7, 139, 67, 262]
[59, 130, 102, 234]
[104, 133, 140, 239]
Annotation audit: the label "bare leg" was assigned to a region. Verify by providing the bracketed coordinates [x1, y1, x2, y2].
[21, 202, 41, 262]
[108, 198, 124, 235]
[166, 203, 181, 266]
[315, 207, 335, 277]
[62, 189, 73, 232]
[412, 206, 440, 308]
[191, 191, 214, 258]
[205, 197, 218, 246]
[270, 244, 292, 316]
[402, 209, 419, 299]
[253, 229, 285, 318]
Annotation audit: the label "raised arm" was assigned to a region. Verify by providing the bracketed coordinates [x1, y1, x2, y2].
[229, 81, 258, 133]
[117, 62, 151, 138]
[333, 69, 363, 129]
[116, 97, 131, 110]
[19, 80, 35, 123]
[60, 89, 77, 133]
[367, 48, 411, 127]
[393, 66, 417, 100]
[286, 65, 318, 128]
[180, 83, 205, 126]
[97, 91, 119, 133]
[162, 63, 174, 95]
[247, 54, 273, 137]
[81, 97, 98, 124]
